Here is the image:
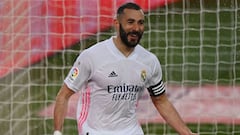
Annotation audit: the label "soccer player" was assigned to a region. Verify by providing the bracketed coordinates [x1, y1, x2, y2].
[53, 2, 197, 135]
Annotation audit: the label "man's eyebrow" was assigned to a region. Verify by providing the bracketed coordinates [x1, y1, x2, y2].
[127, 18, 135, 21]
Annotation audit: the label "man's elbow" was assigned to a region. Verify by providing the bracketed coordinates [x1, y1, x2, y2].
[151, 93, 168, 104]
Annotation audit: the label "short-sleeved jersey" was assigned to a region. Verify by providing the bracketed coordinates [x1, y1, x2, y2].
[64, 36, 165, 135]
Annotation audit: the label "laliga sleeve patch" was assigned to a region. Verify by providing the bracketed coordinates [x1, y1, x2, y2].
[69, 67, 79, 81]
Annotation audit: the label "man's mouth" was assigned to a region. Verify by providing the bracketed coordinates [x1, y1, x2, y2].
[129, 34, 138, 39]
[128, 32, 141, 40]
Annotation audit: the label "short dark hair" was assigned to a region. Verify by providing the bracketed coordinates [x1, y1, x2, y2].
[117, 2, 142, 17]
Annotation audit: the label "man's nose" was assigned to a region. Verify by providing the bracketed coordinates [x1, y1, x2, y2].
[132, 23, 140, 31]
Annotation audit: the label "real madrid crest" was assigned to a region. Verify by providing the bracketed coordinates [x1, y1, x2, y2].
[141, 70, 146, 82]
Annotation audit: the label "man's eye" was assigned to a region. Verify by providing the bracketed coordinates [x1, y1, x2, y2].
[139, 20, 144, 25]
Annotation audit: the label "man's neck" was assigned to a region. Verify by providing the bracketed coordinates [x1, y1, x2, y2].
[113, 37, 135, 57]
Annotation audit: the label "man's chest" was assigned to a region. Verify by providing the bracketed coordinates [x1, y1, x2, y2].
[90, 60, 150, 88]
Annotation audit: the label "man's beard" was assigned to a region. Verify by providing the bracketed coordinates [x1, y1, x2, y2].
[119, 24, 143, 48]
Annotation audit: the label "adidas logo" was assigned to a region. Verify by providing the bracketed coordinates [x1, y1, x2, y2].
[108, 71, 118, 77]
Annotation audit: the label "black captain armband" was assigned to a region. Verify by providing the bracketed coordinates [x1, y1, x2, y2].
[147, 80, 165, 97]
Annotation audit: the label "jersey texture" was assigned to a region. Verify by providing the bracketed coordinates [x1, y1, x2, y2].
[64, 36, 165, 135]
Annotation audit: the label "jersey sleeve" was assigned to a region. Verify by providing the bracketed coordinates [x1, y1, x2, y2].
[64, 50, 92, 92]
[147, 56, 165, 97]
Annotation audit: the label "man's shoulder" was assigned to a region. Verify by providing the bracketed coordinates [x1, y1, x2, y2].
[135, 45, 157, 59]
[80, 37, 112, 60]
[86, 37, 111, 52]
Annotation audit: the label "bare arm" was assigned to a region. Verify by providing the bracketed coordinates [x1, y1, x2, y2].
[151, 93, 197, 135]
[54, 83, 75, 132]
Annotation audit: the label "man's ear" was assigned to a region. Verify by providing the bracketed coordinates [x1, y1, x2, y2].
[113, 18, 119, 31]
[113, 18, 119, 26]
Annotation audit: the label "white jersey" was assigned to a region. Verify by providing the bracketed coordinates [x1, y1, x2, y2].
[64, 36, 165, 135]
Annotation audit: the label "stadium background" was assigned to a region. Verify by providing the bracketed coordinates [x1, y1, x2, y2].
[0, 0, 240, 135]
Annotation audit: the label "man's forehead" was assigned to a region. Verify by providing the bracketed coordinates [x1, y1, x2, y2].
[121, 8, 144, 19]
